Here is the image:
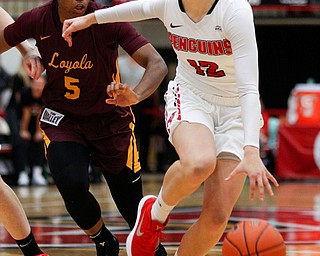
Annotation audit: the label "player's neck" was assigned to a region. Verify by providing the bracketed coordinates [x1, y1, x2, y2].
[57, 7, 84, 24]
[182, 0, 216, 23]
[58, 8, 71, 23]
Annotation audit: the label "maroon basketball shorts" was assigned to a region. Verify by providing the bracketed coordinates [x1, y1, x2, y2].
[40, 107, 141, 174]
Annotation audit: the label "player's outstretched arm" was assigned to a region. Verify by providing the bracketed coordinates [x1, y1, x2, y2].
[62, 13, 97, 47]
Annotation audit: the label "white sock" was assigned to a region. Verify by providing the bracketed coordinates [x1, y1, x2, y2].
[151, 188, 175, 224]
[32, 166, 43, 177]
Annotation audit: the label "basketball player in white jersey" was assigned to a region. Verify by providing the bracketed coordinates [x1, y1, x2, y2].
[62, 0, 279, 255]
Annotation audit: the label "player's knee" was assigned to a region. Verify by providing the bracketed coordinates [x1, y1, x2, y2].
[203, 210, 229, 230]
[211, 211, 229, 227]
[55, 165, 89, 202]
[182, 156, 216, 183]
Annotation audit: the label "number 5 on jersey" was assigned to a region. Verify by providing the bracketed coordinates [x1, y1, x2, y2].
[64, 76, 80, 100]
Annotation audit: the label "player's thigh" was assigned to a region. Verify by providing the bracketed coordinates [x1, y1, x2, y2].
[47, 141, 90, 183]
[172, 121, 216, 166]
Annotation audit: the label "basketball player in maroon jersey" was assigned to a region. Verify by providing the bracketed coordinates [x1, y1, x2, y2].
[0, 1, 168, 255]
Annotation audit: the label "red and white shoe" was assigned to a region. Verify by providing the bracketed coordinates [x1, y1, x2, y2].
[36, 254, 49, 256]
[126, 195, 168, 256]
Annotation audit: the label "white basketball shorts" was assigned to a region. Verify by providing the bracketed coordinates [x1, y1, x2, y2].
[164, 81, 245, 160]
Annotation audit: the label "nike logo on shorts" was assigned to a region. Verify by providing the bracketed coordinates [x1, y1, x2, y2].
[132, 175, 141, 183]
[170, 23, 183, 28]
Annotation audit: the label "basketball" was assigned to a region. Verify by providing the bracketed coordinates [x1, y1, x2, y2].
[222, 219, 286, 256]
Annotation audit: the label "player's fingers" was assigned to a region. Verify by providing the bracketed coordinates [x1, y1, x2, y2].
[105, 98, 117, 105]
[111, 91, 117, 100]
[30, 58, 41, 80]
[249, 177, 256, 200]
[67, 38, 73, 47]
[23, 61, 32, 78]
[62, 22, 72, 37]
[26, 59, 36, 79]
[225, 167, 240, 181]
[266, 170, 279, 187]
[263, 175, 274, 197]
[110, 83, 125, 96]
[34, 58, 44, 80]
[106, 83, 116, 97]
[113, 82, 121, 93]
[62, 33, 73, 47]
[62, 20, 69, 33]
[225, 172, 234, 181]
[257, 176, 265, 201]
[62, 29, 73, 47]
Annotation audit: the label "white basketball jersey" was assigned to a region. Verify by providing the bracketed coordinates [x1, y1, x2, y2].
[158, 0, 258, 106]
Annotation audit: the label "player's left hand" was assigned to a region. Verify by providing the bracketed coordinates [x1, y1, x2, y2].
[23, 53, 44, 80]
[106, 82, 139, 107]
[62, 17, 87, 47]
[62, 14, 96, 47]
[34, 131, 43, 142]
[225, 146, 279, 201]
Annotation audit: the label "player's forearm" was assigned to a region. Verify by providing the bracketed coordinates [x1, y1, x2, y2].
[133, 58, 167, 103]
[84, 13, 98, 27]
[15, 41, 36, 58]
[95, 0, 156, 24]
[240, 93, 261, 149]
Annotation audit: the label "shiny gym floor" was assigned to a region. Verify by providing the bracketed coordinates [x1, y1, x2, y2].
[1, 174, 320, 255]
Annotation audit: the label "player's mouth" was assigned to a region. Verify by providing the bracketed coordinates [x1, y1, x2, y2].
[73, 4, 86, 15]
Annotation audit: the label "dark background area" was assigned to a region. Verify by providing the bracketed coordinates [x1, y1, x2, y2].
[256, 25, 320, 109]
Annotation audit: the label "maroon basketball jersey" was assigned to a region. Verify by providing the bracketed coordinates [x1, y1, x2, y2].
[4, 0, 149, 118]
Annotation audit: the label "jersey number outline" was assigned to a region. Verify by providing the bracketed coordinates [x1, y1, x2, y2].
[187, 59, 225, 78]
[64, 76, 80, 100]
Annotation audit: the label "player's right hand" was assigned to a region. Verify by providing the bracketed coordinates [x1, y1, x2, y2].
[106, 82, 139, 107]
[225, 146, 279, 201]
[62, 13, 97, 47]
[23, 54, 44, 80]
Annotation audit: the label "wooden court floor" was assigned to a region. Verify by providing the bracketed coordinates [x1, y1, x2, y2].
[1, 174, 320, 255]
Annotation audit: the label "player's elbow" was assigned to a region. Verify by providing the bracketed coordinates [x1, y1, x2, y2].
[0, 32, 12, 55]
[157, 57, 168, 79]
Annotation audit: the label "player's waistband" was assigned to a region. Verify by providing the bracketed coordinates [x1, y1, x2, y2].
[183, 83, 240, 107]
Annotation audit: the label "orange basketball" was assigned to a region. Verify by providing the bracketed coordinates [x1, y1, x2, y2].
[222, 219, 286, 256]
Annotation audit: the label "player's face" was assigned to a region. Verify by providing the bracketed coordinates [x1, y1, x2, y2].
[57, 0, 90, 20]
